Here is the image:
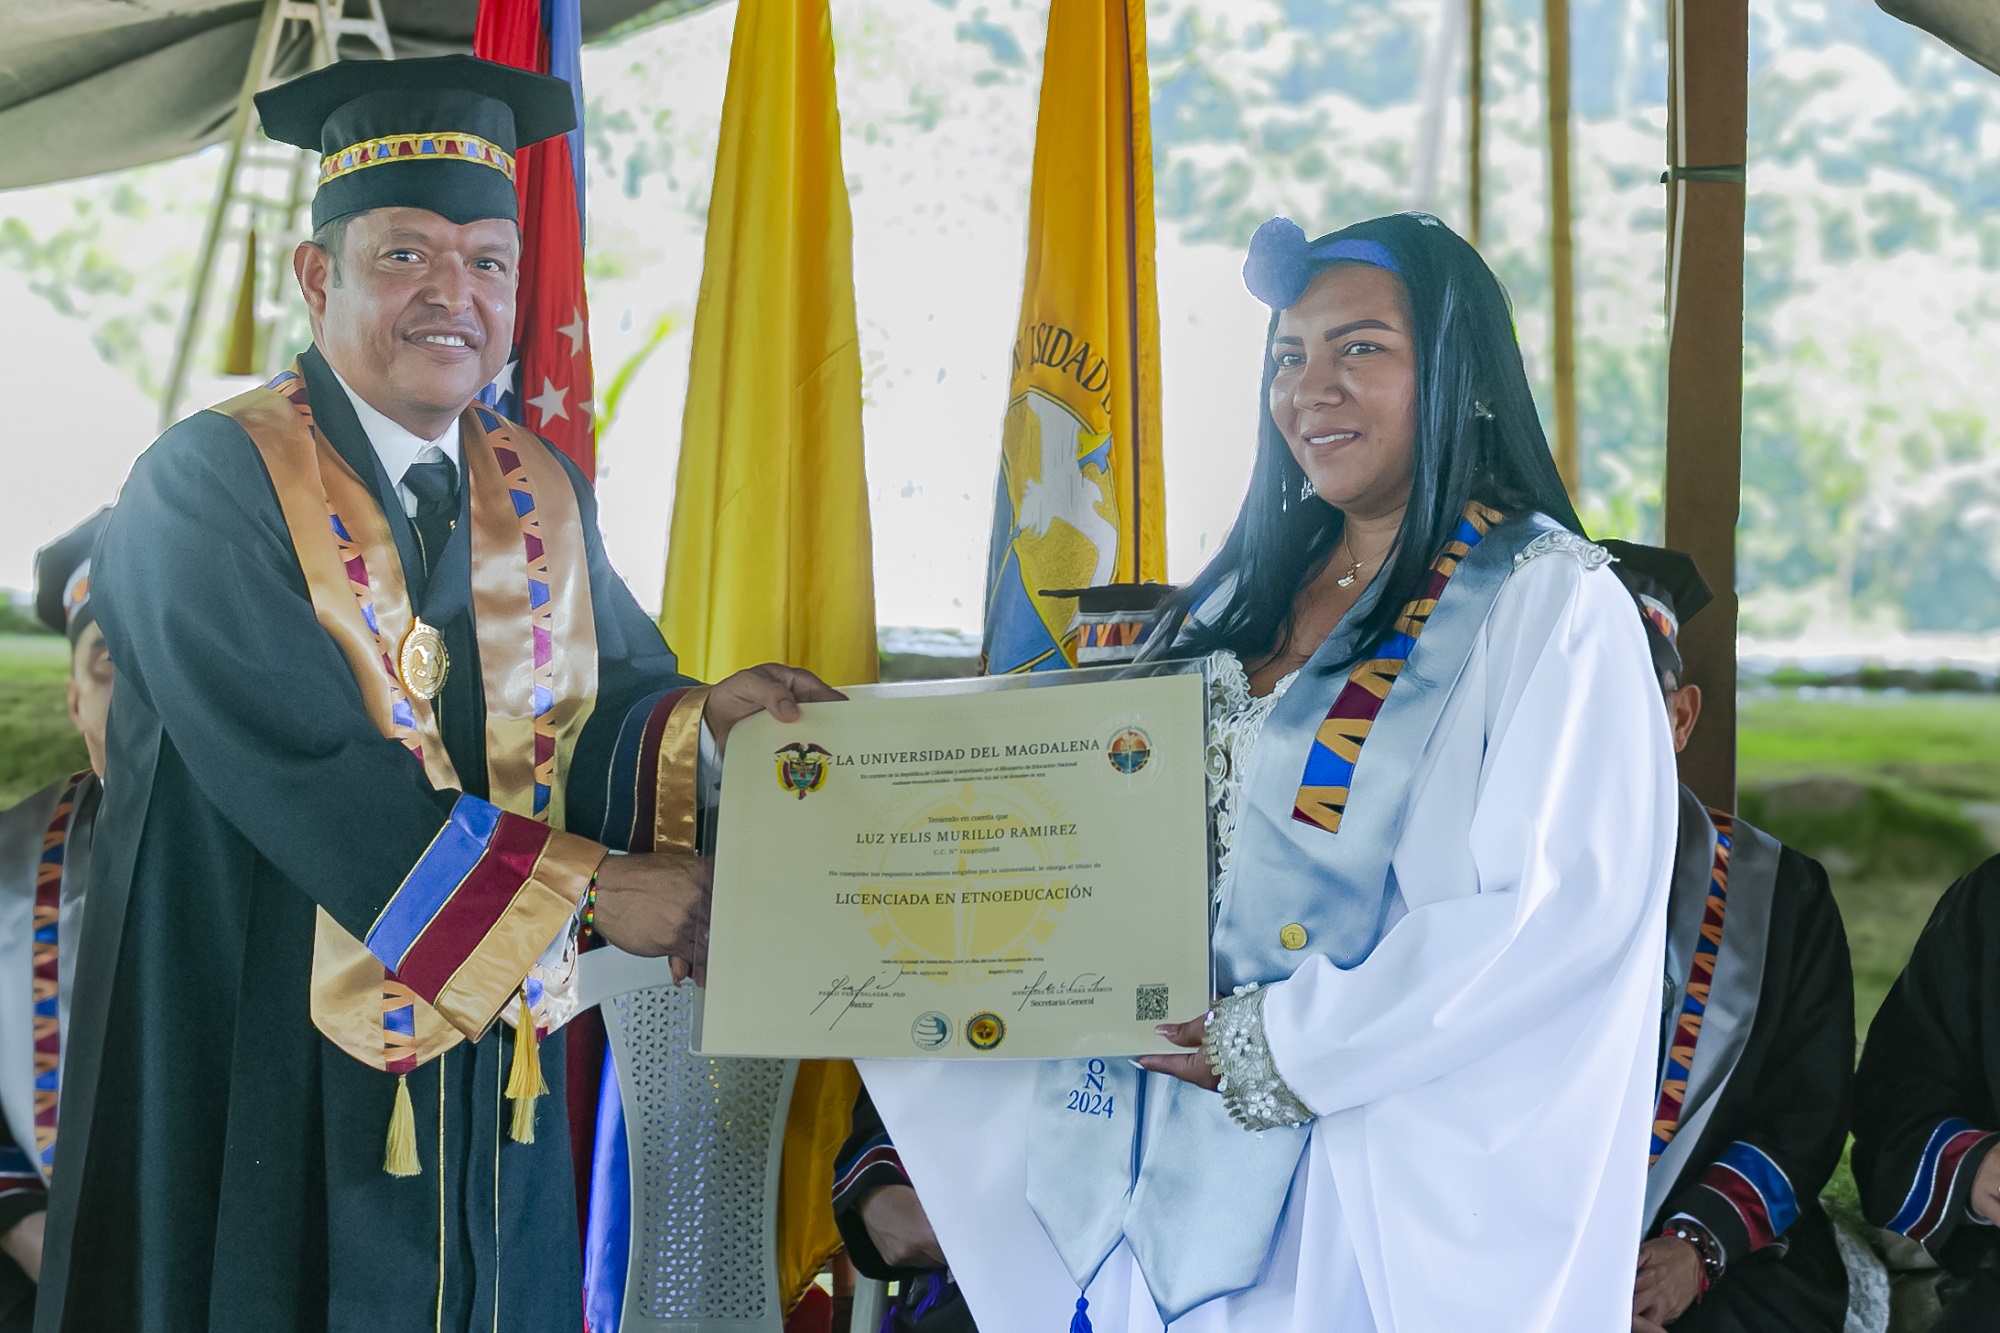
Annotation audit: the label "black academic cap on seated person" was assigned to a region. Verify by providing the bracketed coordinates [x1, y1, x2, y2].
[1600, 539, 1713, 684]
[255, 55, 575, 230]
[33, 507, 111, 644]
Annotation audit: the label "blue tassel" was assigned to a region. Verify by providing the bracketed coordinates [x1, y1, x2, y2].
[1069, 1293, 1093, 1333]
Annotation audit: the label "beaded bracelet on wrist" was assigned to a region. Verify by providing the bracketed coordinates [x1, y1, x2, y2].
[1663, 1220, 1724, 1294]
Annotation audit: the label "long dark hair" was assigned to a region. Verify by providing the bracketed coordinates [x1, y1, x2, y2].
[1156, 212, 1583, 665]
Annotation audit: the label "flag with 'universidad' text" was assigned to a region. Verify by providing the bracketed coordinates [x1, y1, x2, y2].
[983, 0, 1165, 673]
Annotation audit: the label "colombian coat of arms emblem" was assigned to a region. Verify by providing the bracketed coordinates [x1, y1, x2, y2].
[774, 742, 833, 799]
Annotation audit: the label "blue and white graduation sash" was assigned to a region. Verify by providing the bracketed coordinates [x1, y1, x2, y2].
[1025, 506, 1577, 1322]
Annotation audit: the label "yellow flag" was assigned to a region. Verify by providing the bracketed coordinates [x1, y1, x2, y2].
[659, 0, 870, 1311]
[221, 229, 259, 377]
[661, 0, 875, 690]
[983, 0, 1164, 674]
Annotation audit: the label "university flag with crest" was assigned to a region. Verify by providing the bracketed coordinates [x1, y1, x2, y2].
[646, 0, 872, 1321]
[982, 0, 1165, 674]
[475, 0, 597, 476]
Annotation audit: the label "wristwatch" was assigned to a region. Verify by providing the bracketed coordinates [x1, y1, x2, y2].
[1663, 1219, 1725, 1292]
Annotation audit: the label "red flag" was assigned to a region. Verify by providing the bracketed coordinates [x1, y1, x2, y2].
[474, 0, 596, 477]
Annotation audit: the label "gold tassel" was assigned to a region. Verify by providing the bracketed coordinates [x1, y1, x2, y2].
[221, 229, 259, 376]
[505, 991, 546, 1144]
[384, 1073, 420, 1177]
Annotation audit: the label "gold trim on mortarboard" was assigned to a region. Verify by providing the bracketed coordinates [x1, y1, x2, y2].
[318, 132, 516, 188]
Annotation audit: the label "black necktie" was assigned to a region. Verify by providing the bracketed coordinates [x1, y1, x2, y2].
[402, 448, 458, 578]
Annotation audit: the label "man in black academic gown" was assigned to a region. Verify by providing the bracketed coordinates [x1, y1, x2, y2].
[38, 57, 834, 1333]
[1852, 854, 2000, 1327]
[1605, 542, 1855, 1333]
[0, 512, 115, 1333]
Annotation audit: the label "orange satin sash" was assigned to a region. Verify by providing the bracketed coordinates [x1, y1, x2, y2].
[217, 364, 599, 1070]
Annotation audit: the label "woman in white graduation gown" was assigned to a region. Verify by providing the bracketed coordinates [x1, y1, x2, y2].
[859, 212, 1677, 1332]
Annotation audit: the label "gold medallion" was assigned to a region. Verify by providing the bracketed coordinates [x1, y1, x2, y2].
[398, 619, 450, 701]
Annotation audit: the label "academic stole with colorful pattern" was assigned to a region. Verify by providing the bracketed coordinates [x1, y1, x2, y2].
[1650, 811, 1733, 1163]
[1293, 501, 1502, 832]
[29, 773, 88, 1180]
[219, 364, 600, 1172]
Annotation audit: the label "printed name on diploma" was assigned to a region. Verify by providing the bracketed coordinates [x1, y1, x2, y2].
[853, 822, 1080, 844]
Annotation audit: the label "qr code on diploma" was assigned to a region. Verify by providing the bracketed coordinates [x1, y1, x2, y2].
[1135, 985, 1170, 1022]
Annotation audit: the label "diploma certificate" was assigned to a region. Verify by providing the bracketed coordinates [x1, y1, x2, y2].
[699, 667, 1212, 1059]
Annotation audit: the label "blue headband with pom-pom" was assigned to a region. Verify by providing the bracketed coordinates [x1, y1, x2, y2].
[1241, 217, 1400, 310]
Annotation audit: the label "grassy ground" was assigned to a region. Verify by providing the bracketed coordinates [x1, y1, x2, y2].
[1737, 690, 2000, 1028]
[0, 634, 85, 807]
[1736, 689, 2000, 1230]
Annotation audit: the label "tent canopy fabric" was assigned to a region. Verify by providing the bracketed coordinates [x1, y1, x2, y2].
[0, 0, 717, 189]
[1875, 0, 2000, 75]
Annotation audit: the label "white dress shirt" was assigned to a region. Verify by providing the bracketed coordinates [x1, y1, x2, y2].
[328, 369, 462, 517]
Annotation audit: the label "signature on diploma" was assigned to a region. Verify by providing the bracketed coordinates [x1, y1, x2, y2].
[810, 967, 909, 1030]
[1010, 971, 1114, 1012]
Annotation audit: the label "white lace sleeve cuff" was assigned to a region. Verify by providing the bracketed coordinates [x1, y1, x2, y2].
[1205, 986, 1315, 1131]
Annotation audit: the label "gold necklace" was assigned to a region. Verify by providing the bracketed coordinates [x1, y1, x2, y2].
[1333, 537, 1383, 588]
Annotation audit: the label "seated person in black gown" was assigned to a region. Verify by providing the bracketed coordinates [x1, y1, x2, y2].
[1607, 542, 1855, 1333]
[0, 511, 118, 1333]
[831, 1087, 974, 1333]
[1853, 854, 2000, 1329]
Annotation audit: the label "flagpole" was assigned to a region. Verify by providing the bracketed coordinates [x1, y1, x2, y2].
[1544, 0, 1578, 494]
[1468, 0, 1483, 247]
[1123, 4, 1145, 580]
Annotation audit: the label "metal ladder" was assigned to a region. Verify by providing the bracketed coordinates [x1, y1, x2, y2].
[159, 0, 395, 428]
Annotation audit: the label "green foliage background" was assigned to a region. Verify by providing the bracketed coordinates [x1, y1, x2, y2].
[0, 637, 86, 806]
[11, 0, 1999, 637]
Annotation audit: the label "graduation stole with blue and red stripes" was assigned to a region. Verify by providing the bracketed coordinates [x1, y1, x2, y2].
[22, 773, 88, 1184]
[218, 363, 603, 1169]
[1651, 811, 1733, 1164]
[1293, 501, 1503, 833]
[1648, 813, 1808, 1255]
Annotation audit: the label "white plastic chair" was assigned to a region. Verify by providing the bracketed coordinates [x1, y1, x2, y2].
[576, 946, 888, 1333]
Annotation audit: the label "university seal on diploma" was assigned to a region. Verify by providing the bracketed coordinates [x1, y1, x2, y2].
[699, 666, 1213, 1060]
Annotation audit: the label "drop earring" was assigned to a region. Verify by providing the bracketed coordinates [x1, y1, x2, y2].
[1300, 476, 1318, 500]
[1473, 400, 1494, 420]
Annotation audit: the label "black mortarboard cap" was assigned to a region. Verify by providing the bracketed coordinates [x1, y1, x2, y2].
[34, 508, 110, 643]
[255, 55, 576, 230]
[1038, 583, 1179, 617]
[1600, 539, 1713, 682]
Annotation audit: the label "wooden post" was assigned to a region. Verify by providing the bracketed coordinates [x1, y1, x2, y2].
[1544, 0, 1578, 494]
[1663, 0, 1748, 809]
[1468, 0, 1483, 246]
